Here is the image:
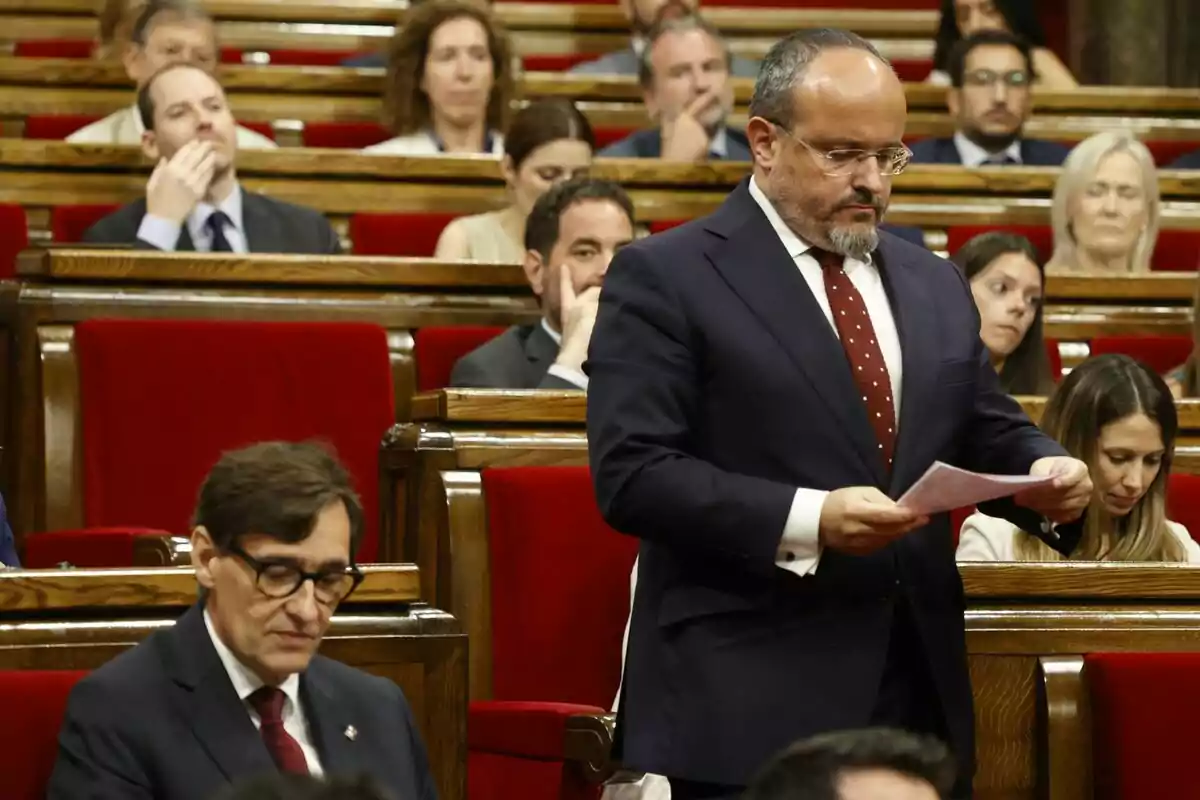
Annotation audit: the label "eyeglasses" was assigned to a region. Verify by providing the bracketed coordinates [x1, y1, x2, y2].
[227, 544, 364, 606]
[963, 69, 1031, 89]
[774, 125, 912, 177]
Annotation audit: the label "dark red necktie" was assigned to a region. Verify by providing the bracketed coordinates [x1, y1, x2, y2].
[248, 686, 309, 774]
[812, 248, 896, 470]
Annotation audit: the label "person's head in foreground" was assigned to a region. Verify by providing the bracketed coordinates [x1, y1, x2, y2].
[137, 62, 239, 189]
[119, 0, 217, 87]
[502, 100, 595, 216]
[523, 176, 636, 332]
[746, 28, 911, 261]
[217, 773, 393, 800]
[952, 231, 1054, 395]
[383, 0, 513, 149]
[638, 14, 734, 137]
[946, 30, 1035, 154]
[1048, 131, 1160, 274]
[191, 440, 366, 685]
[621, 0, 700, 38]
[741, 727, 955, 800]
[933, 0, 1045, 74]
[1015, 354, 1184, 561]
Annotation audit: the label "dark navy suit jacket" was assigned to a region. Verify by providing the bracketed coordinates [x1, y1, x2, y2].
[586, 178, 1076, 786]
[0, 493, 17, 567]
[600, 127, 752, 160]
[48, 603, 437, 800]
[908, 136, 1072, 166]
[1171, 148, 1200, 169]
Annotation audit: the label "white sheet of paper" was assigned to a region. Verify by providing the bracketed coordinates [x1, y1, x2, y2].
[896, 460, 1054, 516]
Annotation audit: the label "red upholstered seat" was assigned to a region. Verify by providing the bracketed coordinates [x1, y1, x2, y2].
[1086, 652, 1200, 800]
[1045, 338, 1063, 382]
[1167, 473, 1200, 543]
[949, 505, 972, 548]
[1087, 335, 1192, 375]
[0, 203, 29, 278]
[0, 670, 88, 800]
[1151, 229, 1200, 271]
[945, 223, 1198, 271]
[24, 115, 100, 140]
[945, 225, 1054, 262]
[301, 122, 391, 149]
[74, 319, 395, 562]
[413, 326, 505, 391]
[522, 54, 599, 71]
[14, 39, 95, 58]
[890, 59, 934, 82]
[648, 219, 688, 234]
[239, 121, 276, 142]
[469, 466, 639, 800]
[23, 527, 175, 569]
[592, 126, 636, 151]
[349, 212, 458, 256]
[52, 205, 119, 243]
[1145, 140, 1200, 168]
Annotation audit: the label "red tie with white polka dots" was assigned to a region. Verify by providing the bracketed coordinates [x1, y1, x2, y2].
[813, 247, 896, 471]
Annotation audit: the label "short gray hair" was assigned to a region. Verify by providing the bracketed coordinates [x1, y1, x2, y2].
[637, 14, 731, 89]
[748, 28, 889, 126]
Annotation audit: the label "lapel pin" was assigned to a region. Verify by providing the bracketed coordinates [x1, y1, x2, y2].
[344, 725, 358, 741]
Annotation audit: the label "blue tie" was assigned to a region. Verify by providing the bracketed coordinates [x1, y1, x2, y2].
[205, 210, 234, 252]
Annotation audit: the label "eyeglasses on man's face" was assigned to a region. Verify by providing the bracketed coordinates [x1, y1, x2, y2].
[963, 69, 1031, 89]
[227, 544, 364, 606]
[773, 124, 912, 177]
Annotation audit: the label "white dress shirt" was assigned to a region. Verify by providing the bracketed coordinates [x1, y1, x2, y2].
[362, 130, 505, 156]
[541, 318, 589, 390]
[953, 131, 1023, 167]
[748, 177, 903, 577]
[203, 609, 324, 776]
[956, 511, 1200, 562]
[137, 184, 249, 253]
[65, 105, 278, 149]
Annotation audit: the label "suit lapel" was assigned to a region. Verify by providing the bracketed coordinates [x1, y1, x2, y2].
[177, 225, 197, 252]
[704, 180, 884, 480]
[302, 660, 366, 774]
[242, 192, 277, 253]
[523, 323, 559, 383]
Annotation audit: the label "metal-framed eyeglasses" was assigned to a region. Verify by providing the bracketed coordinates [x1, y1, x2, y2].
[227, 544, 364, 605]
[773, 124, 912, 177]
[962, 69, 1032, 90]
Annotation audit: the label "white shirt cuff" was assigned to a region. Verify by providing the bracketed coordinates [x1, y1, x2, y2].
[776, 488, 826, 576]
[546, 363, 589, 390]
[136, 214, 183, 251]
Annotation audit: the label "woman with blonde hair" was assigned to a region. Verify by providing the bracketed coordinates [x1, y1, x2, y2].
[957, 354, 1199, 562]
[364, 0, 514, 156]
[1046, 131, 1160, 274]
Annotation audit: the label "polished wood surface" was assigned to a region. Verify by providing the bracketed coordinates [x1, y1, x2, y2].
[0, 564, 466, 800]
[1045, 272, 1197, 303]
[1018, 397, 1200, 429]
[410, 388, 586, 424]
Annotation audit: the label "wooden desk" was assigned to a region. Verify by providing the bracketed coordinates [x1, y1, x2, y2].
[0, 564, 467, 800]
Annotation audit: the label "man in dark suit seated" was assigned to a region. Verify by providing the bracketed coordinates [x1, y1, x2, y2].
[599, 14, 751, 161]
[451, 177, 635, 389]
[48, 442, 437, 800]
[908, 30, 1071, 168]
[83, 63, 341, 253]
[1170, 149, 1200, 169]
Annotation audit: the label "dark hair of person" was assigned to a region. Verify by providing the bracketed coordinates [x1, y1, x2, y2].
[742, 727, 956, 800]
[523, 176, 635, 259]
[504, 100, 595, 169]
[215, 773, 394, 800]
[191, 440, 366, 561]
[947, 29, 1035, 88]
[932, 0, 1046, 74]
[952, 231, 1056, 395]
[382, 0, 514, 136]
[1179, 279, 1200, 397]
[636, 13, 730, 90]
[129, 0, 211, 46]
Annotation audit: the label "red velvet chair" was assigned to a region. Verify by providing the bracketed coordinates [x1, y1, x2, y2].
[891, 59, 934, 82]
[1144, 140, 1199, 168]
[1087, 335, 1192, 375]
[447, 466, 639, 800]
[0, 670, 88, 799]
[1045, 338, 1063, 381]
[1086, 652, 1200, 800]
[51, 205, 119, 243]
[301, 121, 392, 149]
[1151, 229, 1200, 271]
[0, 203, 29, 278]
[522, 54, 600, 71]
[43, 319, 395, 564]
[648, 219, 688, 234]
[1167, 473, 1200, 544]
[349, 212, 459, 256]
[239, 121, 276, 142]
[413, 326, 505, 391]
[24, 115, 99, 140]
[13, 39, 95, 59]
[945, 225, 1054, 261]
[23, 527, 184, 569]
[592, 126, 636, 151]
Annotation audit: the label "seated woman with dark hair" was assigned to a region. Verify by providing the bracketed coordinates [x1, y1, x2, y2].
[957, 353, 1200, 562]
[952, 231, 1055, 395]
[434, 100, 595, 262]
[929, 0, 1076, 88]
[364, 0, 513, 156]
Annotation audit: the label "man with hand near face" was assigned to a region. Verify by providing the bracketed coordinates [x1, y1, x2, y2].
[601, 15, 748, 162]
[83, 63, 340, 253]
[450, 177, 635, 390]
[48, 441, 437, 800]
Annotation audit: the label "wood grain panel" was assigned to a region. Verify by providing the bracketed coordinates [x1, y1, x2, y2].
[970, 655, 1038, 800]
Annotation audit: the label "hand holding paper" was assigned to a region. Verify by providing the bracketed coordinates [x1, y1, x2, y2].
[897, 461, 1056, 516]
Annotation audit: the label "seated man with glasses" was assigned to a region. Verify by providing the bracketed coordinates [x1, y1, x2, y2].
[48, 441, 437, 800]
[908, 30, 1071, 167]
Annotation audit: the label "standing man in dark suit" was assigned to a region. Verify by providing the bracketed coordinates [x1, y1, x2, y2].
[451, 177, 635, 389]
[84, 63, 341, 253]
[600, 15, 751, 162]
[48, 441, 437, 800]
[908, 30, 1071, 168]
[587, 29, 1092, 800]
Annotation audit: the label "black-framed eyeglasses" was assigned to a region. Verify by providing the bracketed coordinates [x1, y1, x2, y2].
[771, 123, 912, 177]
[963, 69, 1031, 89]
[227, 544, 364, 606]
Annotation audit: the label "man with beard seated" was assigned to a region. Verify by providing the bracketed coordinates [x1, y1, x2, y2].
[908, 30, 1070, 167]
[83, 63, 340, 254]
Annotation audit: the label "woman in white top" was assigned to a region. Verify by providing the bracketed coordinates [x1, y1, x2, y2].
[958, 353, 1200, 563]
[928, 0, 1076, 89]
[364, 0, 512, 156]
[434, 100, 594, 262]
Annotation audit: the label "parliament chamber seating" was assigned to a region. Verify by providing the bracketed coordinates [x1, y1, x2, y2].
[0, 201, 26, 276]
[446, 465, 637, 800]
[301, 121, 391, 150]
[946, 224, 1200, 271]
[413, 326, 506, 392]
[1167, 473, 1200, 542]
[350, 211, 459, 257]
[50, 204, 117, 243]
[1088, 335, 1193, 374]
[0, 669, 87, 800]
[22, 114, 95, 141]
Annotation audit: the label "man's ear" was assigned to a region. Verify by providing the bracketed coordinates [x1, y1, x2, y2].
[191, 526, 218, 589]
[745, 116, 778, 169]
[522, 249, 547, 298]
[141, 130, 160, 162]
[946, 88, 961, 117]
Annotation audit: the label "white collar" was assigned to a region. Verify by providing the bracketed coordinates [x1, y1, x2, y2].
[540, 317, 562, 346]
[188, 183, 244, 243]
[709, 127, 728, 158]
[631, 37, 646, 56]
[953, 130, 1022, 167]
[204, 607, 302, 709]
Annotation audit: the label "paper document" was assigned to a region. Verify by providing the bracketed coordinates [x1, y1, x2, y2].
[896, 461, 1054, 516]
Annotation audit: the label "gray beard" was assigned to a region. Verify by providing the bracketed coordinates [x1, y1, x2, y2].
[828, 226, 880, 261]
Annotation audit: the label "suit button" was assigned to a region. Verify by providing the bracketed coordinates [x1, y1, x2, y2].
[784, 552, 796, 562]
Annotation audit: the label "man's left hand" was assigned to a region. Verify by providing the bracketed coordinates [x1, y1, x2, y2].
[1013, 456, 1092, 523]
